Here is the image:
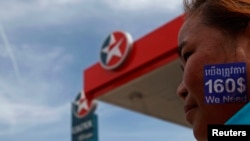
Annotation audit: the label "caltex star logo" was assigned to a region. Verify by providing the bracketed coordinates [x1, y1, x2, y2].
[73, 91, 93, 118]
[100, 31, 133, 70]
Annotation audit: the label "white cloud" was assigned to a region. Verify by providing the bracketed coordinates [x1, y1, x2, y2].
[0, 0, 83, 27]
[0, 35, 73, 135]
[38, 0, 83, 6]
[104, 0, 182, 12]
[0, 0, 183, 29]
[0, 95, 70, 135]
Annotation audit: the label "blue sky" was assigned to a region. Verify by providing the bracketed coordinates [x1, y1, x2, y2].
[0, 0, 195, 141]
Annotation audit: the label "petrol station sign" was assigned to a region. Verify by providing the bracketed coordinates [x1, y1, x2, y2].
[72, 91, 98, 141]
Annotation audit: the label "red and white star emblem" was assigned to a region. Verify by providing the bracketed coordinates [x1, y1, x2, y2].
[74, 90, 92, 118]
[100, 31, 133, 70]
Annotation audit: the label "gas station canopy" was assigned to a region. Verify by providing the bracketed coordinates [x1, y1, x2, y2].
[83, 15, 190, 128]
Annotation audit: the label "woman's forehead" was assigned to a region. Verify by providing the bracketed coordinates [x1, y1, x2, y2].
[178, 17, 201, 43]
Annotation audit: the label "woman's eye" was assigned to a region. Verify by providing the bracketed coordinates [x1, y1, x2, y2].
[183, 52, 192, 61]
[180, 65, 184, 71]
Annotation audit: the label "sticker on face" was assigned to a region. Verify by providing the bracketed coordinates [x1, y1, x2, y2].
[204, 62, 247, 104]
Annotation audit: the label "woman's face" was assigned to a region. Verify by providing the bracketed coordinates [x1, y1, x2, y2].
[177, 16, 248, 141]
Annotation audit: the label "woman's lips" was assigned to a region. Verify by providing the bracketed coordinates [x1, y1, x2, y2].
[184, 104, 198, 124]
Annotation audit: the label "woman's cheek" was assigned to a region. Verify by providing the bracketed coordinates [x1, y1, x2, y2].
[184, 58, 204, 87]
[183, 60, 207, 104]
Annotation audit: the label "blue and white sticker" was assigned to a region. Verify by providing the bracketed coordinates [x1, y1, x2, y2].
[204, 62, 247, 104]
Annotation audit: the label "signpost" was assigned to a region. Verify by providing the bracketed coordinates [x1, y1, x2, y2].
[72, 91, 98, 141]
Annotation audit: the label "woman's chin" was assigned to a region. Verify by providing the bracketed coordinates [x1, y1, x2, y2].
[192, 116, 208, 141]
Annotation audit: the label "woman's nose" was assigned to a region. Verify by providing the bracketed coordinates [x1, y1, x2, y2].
[177, 81, 188, 100]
